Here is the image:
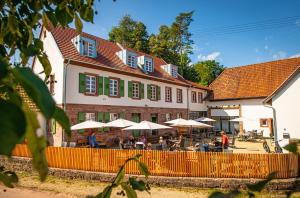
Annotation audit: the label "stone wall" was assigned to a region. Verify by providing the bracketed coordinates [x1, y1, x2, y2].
[1, 156, 299, 191]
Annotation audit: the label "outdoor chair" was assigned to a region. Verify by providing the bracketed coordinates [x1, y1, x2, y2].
[62, 142, 68, 147]
[69, 142, 76, 147]
[263, 140, 271, 153]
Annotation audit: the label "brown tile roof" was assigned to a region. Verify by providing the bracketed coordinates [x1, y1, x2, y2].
[184, 80, 212, 91]
[209, 57, 300, 101]
[49, 26, 208, 90]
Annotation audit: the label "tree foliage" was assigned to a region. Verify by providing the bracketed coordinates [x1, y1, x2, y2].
[109, 15, 150, 53]
[0, 0, 95, 185]
[149, 11, 194, 75]
[192, 60, 225, 86]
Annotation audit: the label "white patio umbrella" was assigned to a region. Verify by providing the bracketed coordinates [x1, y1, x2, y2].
[123, 120, 172, 130]
[105, 118, 137, 139]
[195, 117, 216, 122]
[105, 118, 136, 128]
[171, 120, 213, 146]
[165, 118, 188, 125]
[71, 120, 107, 130]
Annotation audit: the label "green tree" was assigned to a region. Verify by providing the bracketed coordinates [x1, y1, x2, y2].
[149, 11, 194, 75]
[193, 60, 225, 86]
[109, 15, 149, 53]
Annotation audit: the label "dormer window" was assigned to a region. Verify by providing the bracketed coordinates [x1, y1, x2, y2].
[145, 60, 153, 72]
[127, 54, 136, 67]
[72, 35, 97, 58]
[82, 40, 94, 57]
[161, 64, 178, 78]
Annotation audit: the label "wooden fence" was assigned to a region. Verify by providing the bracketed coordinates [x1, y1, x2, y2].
[12, 144, 298, 179]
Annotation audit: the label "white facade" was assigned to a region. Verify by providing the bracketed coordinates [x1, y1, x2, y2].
[208, 99, 274, 137]
[33, 29, 208, 112]
[271, 70, 300, 140]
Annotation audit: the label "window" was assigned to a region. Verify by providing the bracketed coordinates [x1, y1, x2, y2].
[165, 87, 172, 102]
[177, 89, 183, 103]
[166, 113, 171, 121]
[85, 112, 96, 121]
[150, 85, 157, 100]
[260, 119, 269, 127]
[177, 113, 182, 119]
[85, 75, 96, 94]
[191, 91, 197, 103]
[109, 78, 119, 96]
[127, 55, 136, 67]
[145, 60, 153, 72]
[49, 74, 55, 95]
[82, 40, 94, 57]
[171, 66, 177, 77]
[198, 92, 203, 103]
[132, 82, 140, 99]
[110, 113, 119, 121]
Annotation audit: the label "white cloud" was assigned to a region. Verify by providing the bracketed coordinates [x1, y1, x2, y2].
[197, 51, 221, 61]
[264, 45, 269, 50]
[295, 20, 300, 27]
[290, 53, 300, 58]
[272, 51, 287, 60]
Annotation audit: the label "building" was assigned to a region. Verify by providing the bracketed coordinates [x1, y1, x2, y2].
[264, 65, 300, 142]
[207, 57, 300, 140]
[32, 26, 210, 146]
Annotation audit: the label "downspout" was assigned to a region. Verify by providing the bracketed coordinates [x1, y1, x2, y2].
[62, 59, 71, 144]
[263, 101, 278, 142]
[187, 85, 191, 119]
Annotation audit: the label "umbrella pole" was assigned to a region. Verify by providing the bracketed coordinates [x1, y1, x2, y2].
[190, 126, 192, 146]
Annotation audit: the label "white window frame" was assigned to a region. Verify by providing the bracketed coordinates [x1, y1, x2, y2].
[109, 78, 119, 96]
[85, 112, 96, 121]
[150, 85, 157, 100]
[166, 113, 171, 121]
[82, 40, 94, 57]
[145, 60, 153, 72]
[171, 66, 177, 77]
[110, 113, 119, 121]
[165, 87, 172, 102]
[127, 54, 136, 67]
[177, 89, 182, 103]
[132, 82, 140, 99]
[85, 75, 96, 94]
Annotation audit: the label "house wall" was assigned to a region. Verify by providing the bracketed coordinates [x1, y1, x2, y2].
[32, 29, 65, 104]
[272, 71, 300, 140]
[208, 99, 273, 137]
[65, 64, 208, 111]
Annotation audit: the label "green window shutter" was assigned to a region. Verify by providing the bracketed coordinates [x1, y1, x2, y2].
[104, 112, 110, 132]
[104, 77, 110, 96]
[79, 73, 86, 93]
[97, 112, 104, 132]
[119, 112, 125, 119]
[140, 83, 144, 99]
[128, 81, 133, 98]
[120, 79, 125, 97]
[77, 112, 86, 133]
[157, 86, 161, 100]
[147, 84, 151, 99]
[51, 119, 56, 134]
[98, 76, 103, 95]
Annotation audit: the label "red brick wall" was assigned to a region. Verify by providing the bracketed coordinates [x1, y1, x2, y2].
[53, 104, 188, 145]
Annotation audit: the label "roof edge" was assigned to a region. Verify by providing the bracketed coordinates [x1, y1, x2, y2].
[209, 96, 267, 102]
[264, 64, 300, 103]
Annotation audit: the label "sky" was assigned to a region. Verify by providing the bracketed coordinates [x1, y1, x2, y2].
[80, 0, 300, 67]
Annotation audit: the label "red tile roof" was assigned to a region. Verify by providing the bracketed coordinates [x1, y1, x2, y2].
[209, 57, 300, 101]
[49, 26, 208, 90]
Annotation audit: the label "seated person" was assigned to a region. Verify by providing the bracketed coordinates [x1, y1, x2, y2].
[88, 132, 99, 148]
[221, 131, 229, 150]
[146, 143, 152, 150]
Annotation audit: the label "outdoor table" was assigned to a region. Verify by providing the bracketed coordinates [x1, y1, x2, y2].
[135, 142, 145, 150]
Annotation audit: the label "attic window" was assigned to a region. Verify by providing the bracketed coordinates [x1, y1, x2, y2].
[145, 60, 153, 72]
[82, 40, 94, 57]
[127, 54, 136, 67]
[171, 66, 178, 77]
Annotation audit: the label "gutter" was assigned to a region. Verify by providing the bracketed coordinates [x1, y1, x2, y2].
[263, 101, 278, 142]
[62, 59, 71, 144]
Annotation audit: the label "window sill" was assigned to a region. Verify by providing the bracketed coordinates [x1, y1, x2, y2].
[132, 97, 141, 100]
[84, 92, 98, 96]
[108, 95, 121, 98]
